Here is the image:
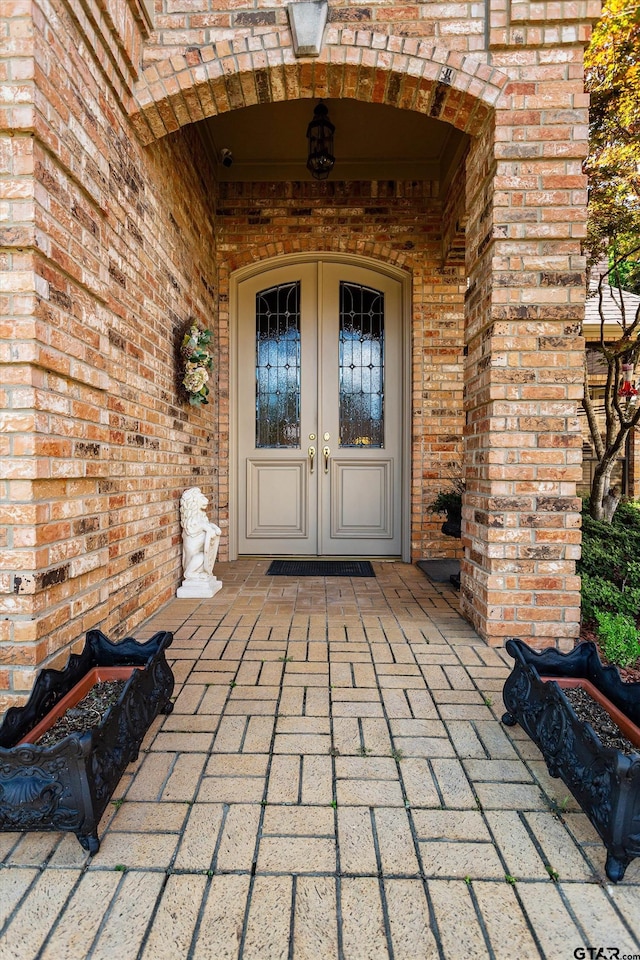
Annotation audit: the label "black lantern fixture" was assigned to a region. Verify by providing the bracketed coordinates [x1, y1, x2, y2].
[306, 102, 335, 180]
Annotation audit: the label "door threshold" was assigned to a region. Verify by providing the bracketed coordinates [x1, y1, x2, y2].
[240, 555, 402, 562]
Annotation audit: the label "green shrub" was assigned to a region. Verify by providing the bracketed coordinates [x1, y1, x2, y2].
[624, 560, 640, 591]
[579, 538, 624, 583]
[611, 499, 640, 531]
[594, 610, 640, 667]
[582, 574, 640, 622]
[580, 501, 640, 626]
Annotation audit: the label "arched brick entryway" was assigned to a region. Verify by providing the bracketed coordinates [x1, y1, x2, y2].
[127, 32, 507, 143]
[126, 31, 585, 651]
[0, 0, 597, 713]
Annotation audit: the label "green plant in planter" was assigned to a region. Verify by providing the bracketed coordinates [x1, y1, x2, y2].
[428, 483, 464, 538]
[428, 490, 463, 517]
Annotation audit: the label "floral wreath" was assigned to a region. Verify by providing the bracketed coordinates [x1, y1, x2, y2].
[180, 322, 213, 406]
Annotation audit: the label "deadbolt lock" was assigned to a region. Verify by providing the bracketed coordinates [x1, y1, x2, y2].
[309, 433, 316, 441]
[323, 432, 330, 441]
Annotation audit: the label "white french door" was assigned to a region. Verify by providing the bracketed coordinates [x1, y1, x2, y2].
[236, 259, 403, 556]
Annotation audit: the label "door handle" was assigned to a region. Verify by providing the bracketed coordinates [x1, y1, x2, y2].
[323, 445, 330, 473]
[308, 445, 316, 473]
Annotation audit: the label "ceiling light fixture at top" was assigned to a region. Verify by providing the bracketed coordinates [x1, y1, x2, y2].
[306, 101, 335, 180]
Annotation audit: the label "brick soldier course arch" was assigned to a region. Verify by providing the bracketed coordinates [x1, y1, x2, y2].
[1, 0, 595, 708]
[127, 31, 507, 144]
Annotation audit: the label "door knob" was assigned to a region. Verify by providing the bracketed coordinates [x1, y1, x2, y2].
[308, 445, 316, 473]
[323, 445, 330, 473]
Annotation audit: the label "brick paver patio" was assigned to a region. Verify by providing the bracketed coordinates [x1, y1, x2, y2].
[1, 561, 639, 959]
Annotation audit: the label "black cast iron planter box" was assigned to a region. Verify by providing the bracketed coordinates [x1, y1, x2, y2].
[0, 629, 174, 855]
[502, 638, 640, 882]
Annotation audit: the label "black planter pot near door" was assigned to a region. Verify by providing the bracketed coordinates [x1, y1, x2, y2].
[0, 629, 174, 855]
[502, 638, 640, 882]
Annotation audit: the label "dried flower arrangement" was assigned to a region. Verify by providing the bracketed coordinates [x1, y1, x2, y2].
[180, 323, 213, 406]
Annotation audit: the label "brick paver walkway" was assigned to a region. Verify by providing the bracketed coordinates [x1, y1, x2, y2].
[1, 561, 639, 959]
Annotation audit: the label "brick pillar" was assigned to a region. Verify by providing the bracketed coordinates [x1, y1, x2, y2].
[0, 0, 38, 711]
[461, 62, 587, 650]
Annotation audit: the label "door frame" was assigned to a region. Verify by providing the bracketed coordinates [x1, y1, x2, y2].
[229, 252, 412, 562]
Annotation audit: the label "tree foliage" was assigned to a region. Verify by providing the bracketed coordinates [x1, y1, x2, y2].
[582, 3, 640, 520]
[584, 0, 640, 290]
[582, 247, 640, 519]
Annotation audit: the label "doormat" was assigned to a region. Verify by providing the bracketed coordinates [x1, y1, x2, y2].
[416, 559, 460, 583]
[267, 560, 375, 577]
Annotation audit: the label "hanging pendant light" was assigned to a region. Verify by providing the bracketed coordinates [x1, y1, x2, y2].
[306, 102, 335, 180]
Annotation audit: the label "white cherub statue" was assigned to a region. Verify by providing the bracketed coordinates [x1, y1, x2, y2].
[176, 487, 223, 598]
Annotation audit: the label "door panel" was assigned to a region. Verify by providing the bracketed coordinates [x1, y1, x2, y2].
[320, 263, 401, 555]
[238, 264, 318, 556]
[237, 260, 402, 557]
[330, 459, 393, 538]
[246, 459, 308, 538]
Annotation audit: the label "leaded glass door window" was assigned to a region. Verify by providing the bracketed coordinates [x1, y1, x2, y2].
[255, 281, 301, 448]
[339, 282, 384, 449]
[237, 260, 403, 557]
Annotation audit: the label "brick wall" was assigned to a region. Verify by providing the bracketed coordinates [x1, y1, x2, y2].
[146, 0, 487, 62]
[143, 0, 599, 65]
[0, 0, 219, 710]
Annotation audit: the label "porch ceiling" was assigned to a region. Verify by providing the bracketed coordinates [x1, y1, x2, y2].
[198, 98, 468, 184]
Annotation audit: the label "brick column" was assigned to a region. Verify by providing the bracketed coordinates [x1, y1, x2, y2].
[461, 49, 590, 650]
[0, 0, 39, 711]
[0, 0, 220, 710]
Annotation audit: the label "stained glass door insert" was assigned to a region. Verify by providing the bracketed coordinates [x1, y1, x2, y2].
[255, 282, 301, 448]
[339, 282, 384, 448]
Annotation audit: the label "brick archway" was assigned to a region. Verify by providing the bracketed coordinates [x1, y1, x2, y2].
[128, 30, 508, 143]
[128, 30, 586, 652]
[0, 0, 594, 712]
[223, 237, 411, 274]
